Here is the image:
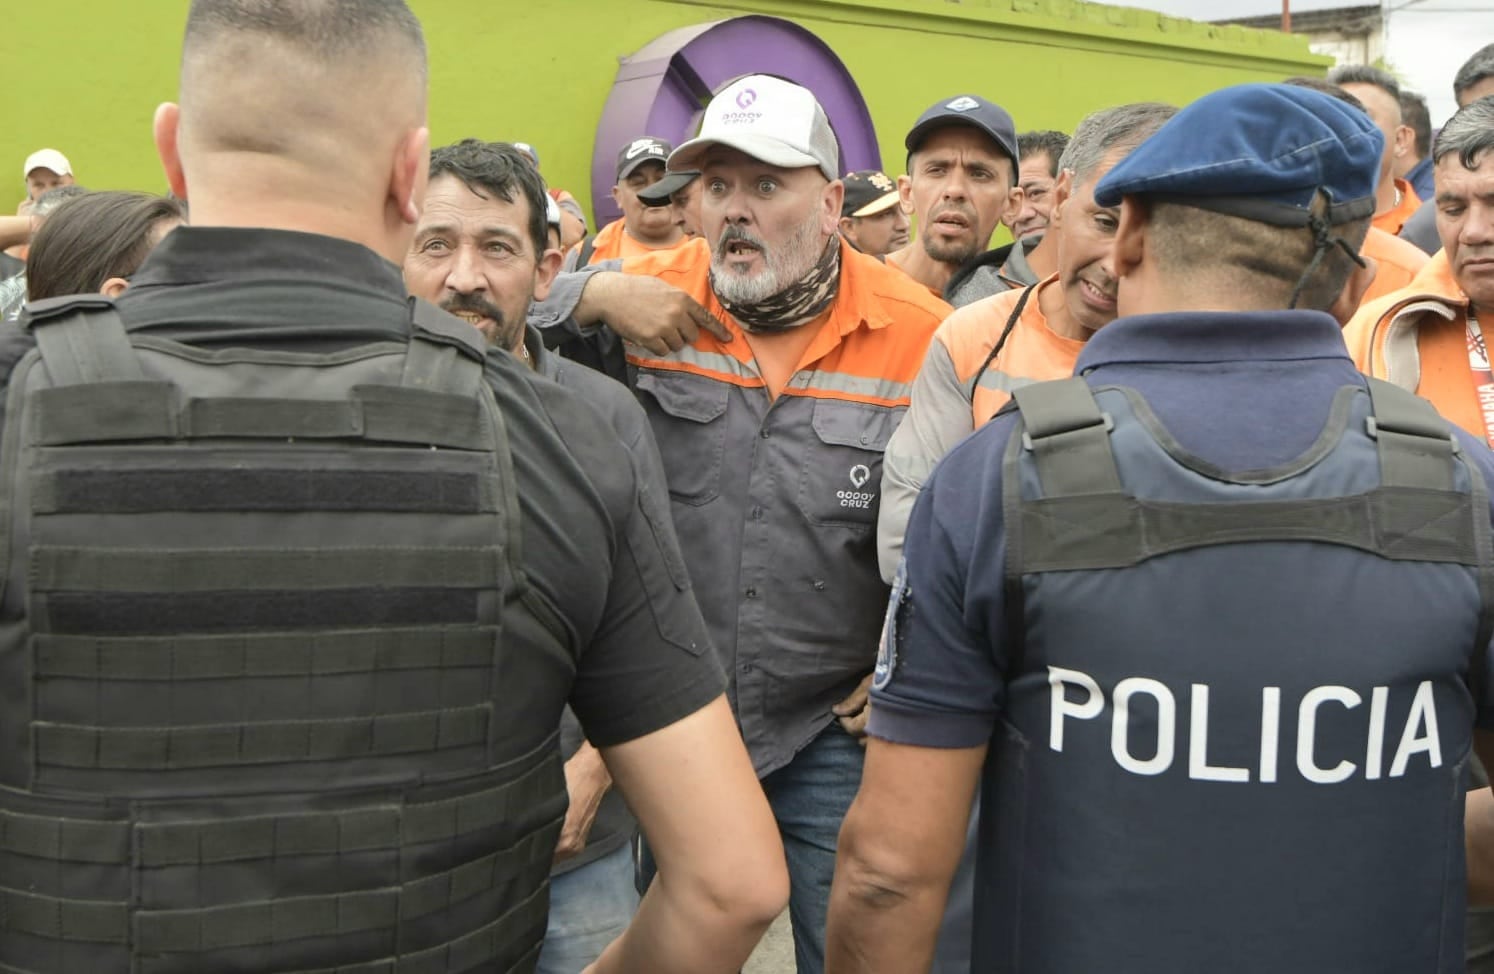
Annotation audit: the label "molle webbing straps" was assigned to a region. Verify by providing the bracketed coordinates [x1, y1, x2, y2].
[1, 298, 555, 973]
[1364, 377, 1457, 490]
[1010, 377, 1121, 495]
[1364, 376, 1494, 704]
[1002, 378, 1484, 679]
[22, 295, 145, 386]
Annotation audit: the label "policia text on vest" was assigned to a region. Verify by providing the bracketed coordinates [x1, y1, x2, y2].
[1049, 667, 1443, 783]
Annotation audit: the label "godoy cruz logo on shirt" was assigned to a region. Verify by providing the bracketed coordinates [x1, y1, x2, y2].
[1047, 666, 1445, 784]
[838, 464, 875, 511]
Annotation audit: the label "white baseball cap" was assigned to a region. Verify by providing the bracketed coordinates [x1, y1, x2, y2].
[23, 148, 72, 179]
[669, 75, 839, 182]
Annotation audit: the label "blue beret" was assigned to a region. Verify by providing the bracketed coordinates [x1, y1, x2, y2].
[1093, 83, 1383, 226]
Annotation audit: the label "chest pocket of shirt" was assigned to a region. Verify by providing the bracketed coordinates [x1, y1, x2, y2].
[636, 370, 730, 506]
[797, 399, 901, 529]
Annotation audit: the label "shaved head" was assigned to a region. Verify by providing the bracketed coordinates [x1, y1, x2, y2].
[180, 0, 425, 159]
[163, 0, 432, 260]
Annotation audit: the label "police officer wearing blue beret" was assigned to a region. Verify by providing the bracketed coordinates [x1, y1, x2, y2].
[826, 83, 1494, 973]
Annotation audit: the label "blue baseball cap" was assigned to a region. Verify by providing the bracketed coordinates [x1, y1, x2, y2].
[905, 95, 1019, 165]
[1093, 83, 1383, 227]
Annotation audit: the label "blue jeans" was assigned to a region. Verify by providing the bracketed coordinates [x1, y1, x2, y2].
[536, 842, 639, 974]
[760, 723, 865, 974]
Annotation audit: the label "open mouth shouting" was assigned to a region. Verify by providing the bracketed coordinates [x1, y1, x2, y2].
[718, 227, 768, 273]
[442, 295, 507, 344]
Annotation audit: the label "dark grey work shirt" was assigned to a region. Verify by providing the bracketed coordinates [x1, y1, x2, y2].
[1400, 198, 1440, 256]
[0, 227, 723, 758]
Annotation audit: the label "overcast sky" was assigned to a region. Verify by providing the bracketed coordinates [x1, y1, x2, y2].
[1113, 0, 1491, 124]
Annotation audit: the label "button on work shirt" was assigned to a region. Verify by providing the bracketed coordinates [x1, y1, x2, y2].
[624, 238, 949, 774]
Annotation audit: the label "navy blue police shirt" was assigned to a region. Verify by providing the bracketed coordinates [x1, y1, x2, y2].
[870, 309, 1494, 973]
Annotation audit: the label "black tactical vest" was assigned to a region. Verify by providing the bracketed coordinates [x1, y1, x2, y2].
[977, 376, 1494, 973]
[0, 297, 565, 974]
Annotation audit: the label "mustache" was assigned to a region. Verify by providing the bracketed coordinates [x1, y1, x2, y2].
[930, 202, 978, 224]
[441, 293, 507, 326]
[717, 224, 769, 253]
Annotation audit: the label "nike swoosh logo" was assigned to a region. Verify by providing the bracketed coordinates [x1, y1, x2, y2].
[626, 142, 659, 160]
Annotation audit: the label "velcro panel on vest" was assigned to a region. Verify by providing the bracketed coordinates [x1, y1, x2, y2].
[30, 546, 499, 638]
[2, 741, 562, 974]
[1019, 487, 1478, 573]
[34, 466, 490, 514]
[30, 384, 488, 451]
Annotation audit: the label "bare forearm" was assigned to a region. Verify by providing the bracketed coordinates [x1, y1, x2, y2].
[589, 871, 776, 973]
[572, 270, 619, 327]
[1469, 787, 1494, 906]
[825, 867, 947, 973]
[0, 215, 33, 249]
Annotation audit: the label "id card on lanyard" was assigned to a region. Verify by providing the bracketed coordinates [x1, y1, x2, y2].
[1467, 310, 1494, 449]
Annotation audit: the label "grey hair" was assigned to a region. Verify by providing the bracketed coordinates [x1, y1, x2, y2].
[1327, 64, 1401, 102]
[1433, 94, 1494, 170]
[1455, 43, 1494, 104]
[1057, 102, 1178, 187]
[31, 185, 90, 218]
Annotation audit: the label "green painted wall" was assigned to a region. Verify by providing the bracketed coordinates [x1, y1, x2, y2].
[3, 0, 1326, 222]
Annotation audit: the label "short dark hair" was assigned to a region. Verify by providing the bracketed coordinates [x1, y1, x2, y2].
[1327, 64, 1401, 103]
[1150, 198, 1371, 313]
[1455, 43, 1494, 104]
[1399, 91, 1432, 158]
[26, 192, 186, 302]
[1282, 76, 1367, 115]
[1016, 131, 1069, 178]
[428, 140, 550, 260]
[184, 0, 426, 79]
[1433, 94, 1494, 172]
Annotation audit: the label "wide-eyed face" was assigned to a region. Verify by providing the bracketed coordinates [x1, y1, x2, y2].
[1053, 154, 1127, 334]
[700, 147, 841, 305]
[1436, 149, 1494, 310]
[613, 161, 678, 245]
[901, 127, 1015, 265]
[404, 174, 559, 350]
[1007, 151, 1058, 240]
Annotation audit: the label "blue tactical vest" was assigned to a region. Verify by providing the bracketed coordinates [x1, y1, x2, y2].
[0, 297, 564, 974]
[977, 375, 1494, 973]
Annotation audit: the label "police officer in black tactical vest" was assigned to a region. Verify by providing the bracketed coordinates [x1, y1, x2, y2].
[827, 83, 1494, 973]
[0, 3, 788, 973]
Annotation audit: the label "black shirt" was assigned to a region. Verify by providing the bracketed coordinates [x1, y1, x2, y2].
[0, 226, 724, 757]
[524, 326, 665, 875]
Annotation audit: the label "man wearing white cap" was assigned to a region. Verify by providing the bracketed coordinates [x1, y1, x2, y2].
[20, 149, 74, 212]
[621, 74, 949, 973]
